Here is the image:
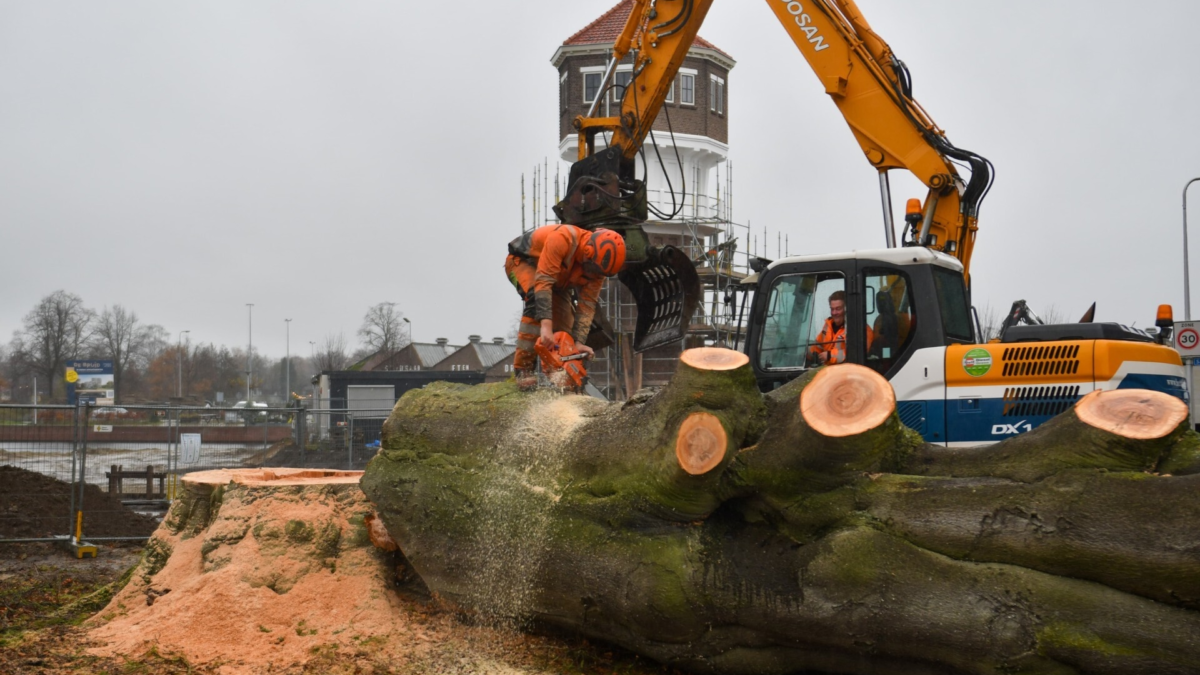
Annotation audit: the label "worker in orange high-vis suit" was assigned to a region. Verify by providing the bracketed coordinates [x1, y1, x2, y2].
[810, 290, 873, 365]
[505, 224, 626, 388]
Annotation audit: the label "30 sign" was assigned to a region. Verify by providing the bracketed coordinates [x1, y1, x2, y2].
[1174, 321, 1200, 357]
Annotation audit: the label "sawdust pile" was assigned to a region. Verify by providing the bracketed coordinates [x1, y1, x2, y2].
[84, 469, 443, 673]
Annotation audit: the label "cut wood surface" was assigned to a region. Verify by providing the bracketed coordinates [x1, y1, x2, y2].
[182, 467, 362, 486]
[675, 412, 727, 475]
[1074, 388, 1188, 439]
[679, 347, 750, 371]
[799, 364, 895, 437]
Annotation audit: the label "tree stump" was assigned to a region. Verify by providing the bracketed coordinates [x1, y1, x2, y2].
[362, 354, 1200, 675]
[87, 468, 412, 670]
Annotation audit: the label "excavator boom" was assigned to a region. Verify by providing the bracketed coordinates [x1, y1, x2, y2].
[555, 0, 990, 352]
[763, 0, 992, 282]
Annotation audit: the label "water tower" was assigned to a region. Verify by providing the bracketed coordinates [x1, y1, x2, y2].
[549, 1, 749, 399]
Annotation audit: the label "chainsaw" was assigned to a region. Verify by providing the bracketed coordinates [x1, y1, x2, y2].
[535, 331, 589, 390]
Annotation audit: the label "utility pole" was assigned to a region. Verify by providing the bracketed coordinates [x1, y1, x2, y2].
[177, 330, 190, 399]
[246, 304, 254, 403]
[1184, 178, 1200, 322]
[285, 318, 292, 404]
[1183, 178, 1200, 429]
[309, 341, 318, 412]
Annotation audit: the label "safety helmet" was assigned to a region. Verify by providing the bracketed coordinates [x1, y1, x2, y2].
[581, 229, 626, 277]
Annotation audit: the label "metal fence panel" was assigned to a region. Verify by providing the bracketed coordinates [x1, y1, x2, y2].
[1, 403, 396, 544]
[0, 405, 77, 542]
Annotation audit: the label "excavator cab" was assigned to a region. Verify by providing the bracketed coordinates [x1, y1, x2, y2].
[746, 248, 974, 392]
[555, 147, 702, 353]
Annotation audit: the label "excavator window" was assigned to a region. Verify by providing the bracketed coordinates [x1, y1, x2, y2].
[862, 268, 917, 376]
[932, 267, 974, 343]
[757, 272, 844, 370]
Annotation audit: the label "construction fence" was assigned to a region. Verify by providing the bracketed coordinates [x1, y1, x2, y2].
[0, 402, 397, 545]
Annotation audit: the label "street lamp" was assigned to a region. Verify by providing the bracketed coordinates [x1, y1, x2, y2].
[246, 304, 254, 403]
[285, 318, 292, 404]
[1185, 178, 1200, 321]
[403, 317, 412, 345]
[1183, 179, 1200, 429]
[177, 330, 190, 398]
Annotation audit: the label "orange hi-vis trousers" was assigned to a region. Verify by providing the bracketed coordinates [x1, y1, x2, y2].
[506, 255, 578, 372]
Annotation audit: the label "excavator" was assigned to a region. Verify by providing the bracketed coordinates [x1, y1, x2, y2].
[554, 0, 1188, 444]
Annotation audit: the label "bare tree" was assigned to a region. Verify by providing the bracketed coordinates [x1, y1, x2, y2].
[977, 304, 1005, 342]
[11, 291, 94, 400]
[1039, 305, 1067, 325]
[357, 302, 408, 359]
[90, 305, 160, 403]
[314, 332, 350, 372]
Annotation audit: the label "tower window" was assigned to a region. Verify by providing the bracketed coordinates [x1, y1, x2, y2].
[584, 72, 602, 104]
[710, 75, 725, 114]
[613, 70, 632, 103]
[680, 73, 695, 105]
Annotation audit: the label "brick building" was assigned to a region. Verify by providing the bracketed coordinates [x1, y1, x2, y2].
[552, 0, 734, 213]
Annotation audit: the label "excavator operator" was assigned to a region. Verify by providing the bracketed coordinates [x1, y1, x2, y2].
[505, 224, 626, 388]
[809, 291, 873, 365]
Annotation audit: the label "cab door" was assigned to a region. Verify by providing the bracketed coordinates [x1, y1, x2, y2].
[852, 260, 961, 444]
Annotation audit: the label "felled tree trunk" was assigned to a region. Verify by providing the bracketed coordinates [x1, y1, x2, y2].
[362, 351, 1200, 675]
[88, 469, 411, 670]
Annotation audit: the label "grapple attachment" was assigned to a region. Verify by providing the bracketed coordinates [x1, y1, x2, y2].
[619, 245, 701, 353]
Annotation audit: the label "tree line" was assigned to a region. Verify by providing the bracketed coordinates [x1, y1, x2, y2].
[0, 292, 411, 405]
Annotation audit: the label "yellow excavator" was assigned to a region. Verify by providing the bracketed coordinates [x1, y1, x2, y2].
[556, 0, 1187, 444]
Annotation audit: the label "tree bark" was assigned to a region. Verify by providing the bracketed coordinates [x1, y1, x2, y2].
[362, 353, 1200, 675]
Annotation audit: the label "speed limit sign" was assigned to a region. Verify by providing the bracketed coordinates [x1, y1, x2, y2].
[1175, 321, 1200, 357]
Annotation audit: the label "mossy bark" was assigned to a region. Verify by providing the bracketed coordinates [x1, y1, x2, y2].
[362, 356, 1200, 675]
[905, 406, 1193, 482]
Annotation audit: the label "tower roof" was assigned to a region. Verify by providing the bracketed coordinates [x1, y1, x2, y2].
[564, 0, 731, 59]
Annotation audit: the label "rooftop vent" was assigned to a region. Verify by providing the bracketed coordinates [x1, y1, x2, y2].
[468, 335, 481, 344]
[493, 337, 505, 345]
[436, 338, 448, 346]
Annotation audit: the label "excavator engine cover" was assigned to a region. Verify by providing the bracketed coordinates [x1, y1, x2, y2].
[619, 245, 702, 352]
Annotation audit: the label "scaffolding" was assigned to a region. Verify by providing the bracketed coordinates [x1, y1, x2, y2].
[520, 160, 759, 401]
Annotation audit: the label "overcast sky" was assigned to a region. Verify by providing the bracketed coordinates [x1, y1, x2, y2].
[2, 1, 1199, 358]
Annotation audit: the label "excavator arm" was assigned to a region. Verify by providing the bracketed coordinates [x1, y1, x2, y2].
[763, 0, 993, 283]
[554, 0, 989, 352]
[555, 0, 716, 352]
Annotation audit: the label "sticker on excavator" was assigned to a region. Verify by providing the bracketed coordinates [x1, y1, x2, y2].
[619, 245, 702, 353]
[963, 348, 993, 377]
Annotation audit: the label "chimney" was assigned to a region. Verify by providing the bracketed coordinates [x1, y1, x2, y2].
[436, 338, 448, 346]
[468, 335, 481, 344]
[493, 337, 505, 345]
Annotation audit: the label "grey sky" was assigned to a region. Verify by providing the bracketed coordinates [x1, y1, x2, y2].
[2, 1, 1198, 359]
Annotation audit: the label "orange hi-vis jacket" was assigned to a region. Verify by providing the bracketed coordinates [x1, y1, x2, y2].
[810, 318, 874, 365]
[506, 224, 605, 342]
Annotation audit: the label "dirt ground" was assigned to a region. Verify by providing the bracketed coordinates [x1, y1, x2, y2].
[0, 465, 159, 540]
[0, 542, 686, 675]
